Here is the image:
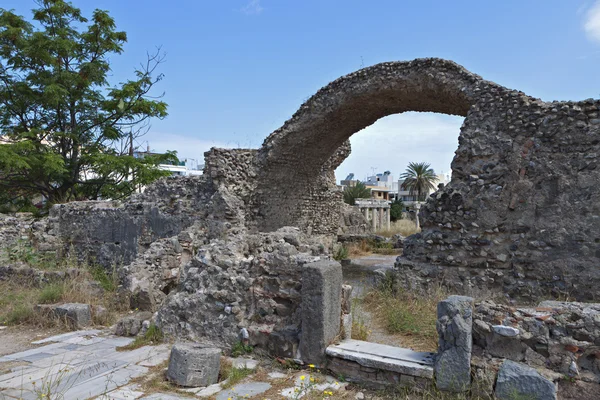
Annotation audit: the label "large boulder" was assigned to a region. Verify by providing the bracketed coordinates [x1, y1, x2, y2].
[495, 360, 557, 400]
[53, 303, 92, 328]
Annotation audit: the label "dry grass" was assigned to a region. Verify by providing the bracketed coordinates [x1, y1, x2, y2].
[0, 272, 124, 329]
[117, 324, 164, 351]
[130, 361, 195, 397]
[218, 357, 254, 388]
[377, 220, 421, 238]
[347, 241, 372, 258]
[363, 281, 446, 352]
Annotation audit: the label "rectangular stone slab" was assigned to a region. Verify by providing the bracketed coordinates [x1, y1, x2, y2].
[326, 339, 434, 378]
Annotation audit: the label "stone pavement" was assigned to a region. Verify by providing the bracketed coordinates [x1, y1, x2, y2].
[0, 330, 351, 400]
[0, 329, 170, 400]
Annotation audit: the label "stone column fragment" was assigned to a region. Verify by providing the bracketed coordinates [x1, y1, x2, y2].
[435, 295, 474, 392]
[299, 260, 343, 366]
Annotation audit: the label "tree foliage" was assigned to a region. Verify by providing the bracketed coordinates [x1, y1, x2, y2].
[399, 162, 437, 202]
[390, 198, 404, 221]
[0, 0, 175, 210]
[343, 181, 371, 205]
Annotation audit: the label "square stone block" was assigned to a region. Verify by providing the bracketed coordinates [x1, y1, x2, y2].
[167, 343, 221, 387]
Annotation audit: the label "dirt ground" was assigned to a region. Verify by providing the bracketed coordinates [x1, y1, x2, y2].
[0, 325, 61, 357]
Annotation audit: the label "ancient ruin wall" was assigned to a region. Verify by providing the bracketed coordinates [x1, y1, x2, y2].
[251, 58, 600, 301]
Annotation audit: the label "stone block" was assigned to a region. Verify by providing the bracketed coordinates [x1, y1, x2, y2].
[115, 311, 153, 337]
[342, 313, 352, 339]
[341, 284, 353, 314]
[495, 360, 557, 400]
[53, 303, 91, 328]
[299, 260, 342, 366]
[435, 295, 473, 392]
[166, 343, 221, 387]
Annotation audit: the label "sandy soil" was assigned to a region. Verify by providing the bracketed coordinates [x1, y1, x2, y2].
[0, 325, 61, 357]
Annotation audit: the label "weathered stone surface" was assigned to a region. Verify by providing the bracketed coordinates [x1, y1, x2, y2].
[53, 303, 91, 328]
[435, 295, 473, 392]
[299, 260, 342, 366]
[495, 360, 557, 400]
[115, 312, 153, 337]
[166, 343, 221, 387]
[157, 227, 331, 352]
[472, 300, 600, 383]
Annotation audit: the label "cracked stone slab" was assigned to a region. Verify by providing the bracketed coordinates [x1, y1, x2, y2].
[326, 339, 434, 379]
[216, 382, 271, 400]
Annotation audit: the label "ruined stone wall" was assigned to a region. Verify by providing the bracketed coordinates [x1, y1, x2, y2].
[157, 227, 335, 357]
[49, 174, 212, 267]
[396, 95, 600, 301]
[472, 300, 600, 386]
[250, 57, 600, 301]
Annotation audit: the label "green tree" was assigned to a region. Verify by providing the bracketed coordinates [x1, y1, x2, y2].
[343, 181, 371, 205]
[390, 198, 404, 221]
[0, 0, 175, 210]
[399, 162, 437, 202]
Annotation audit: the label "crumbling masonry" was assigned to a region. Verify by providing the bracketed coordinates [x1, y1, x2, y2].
[2, 58, 600, 357]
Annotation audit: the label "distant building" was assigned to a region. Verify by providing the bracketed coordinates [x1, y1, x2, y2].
[397, 173, 450, 206]
[134, 150, 204, 177]
[340, 173, 359, 187]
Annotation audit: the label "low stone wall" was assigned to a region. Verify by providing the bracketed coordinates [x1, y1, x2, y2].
[472, 300, 600, 383]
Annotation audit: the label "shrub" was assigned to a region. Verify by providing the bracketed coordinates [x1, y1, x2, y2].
[333, 246, 349, 261]
[231, 341, 253, 357]
[38, 284, 65, 304]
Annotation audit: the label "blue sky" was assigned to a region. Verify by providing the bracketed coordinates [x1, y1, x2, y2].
[4, 0, 600, 181]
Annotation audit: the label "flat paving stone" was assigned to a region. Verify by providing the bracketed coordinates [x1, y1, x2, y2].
[139, 394, 189, 400]
[268, 371, 287, 379]
[196, 383, 224, 397]
[216, 382, 271, 400]
[0, 328, 170, 400]
[230, 357, 259, 370]
[326, 339, 435, 379]
[101, 384, 145, 400]
[31, 330, 101, 344]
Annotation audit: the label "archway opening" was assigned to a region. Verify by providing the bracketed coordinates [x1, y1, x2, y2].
[336, 112, 464, 235]
[254, 59, 482, 233]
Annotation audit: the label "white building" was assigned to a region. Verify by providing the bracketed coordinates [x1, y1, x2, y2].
[397, 173, 450, 206]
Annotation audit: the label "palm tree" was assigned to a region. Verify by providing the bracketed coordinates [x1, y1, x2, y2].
[343, 182, 372, 205]
[400, 162, 438, 202]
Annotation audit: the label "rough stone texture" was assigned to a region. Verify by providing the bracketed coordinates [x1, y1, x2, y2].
[435, 295, 473, 392]
[495, 360, 557, 400]
[472, 300, 600, 384]
[338, 204, 371, 235]
[52, 303, 92, 328]
[4, 57, 600, 360]
[299, 260, 343, 366]
[115, 312, 154, 337]
[157, 227, 333, 354]
[327, 356, 431, 391]
[166, 343, 221, 387]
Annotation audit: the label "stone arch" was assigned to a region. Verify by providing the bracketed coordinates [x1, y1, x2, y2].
[253, 58, 505, 233]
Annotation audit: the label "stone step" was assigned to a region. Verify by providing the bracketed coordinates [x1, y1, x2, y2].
[325, 339, 435, 379]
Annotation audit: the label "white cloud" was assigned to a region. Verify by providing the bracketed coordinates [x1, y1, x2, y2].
[240, 0, 263, 15]
[584, 1, 600, 43]
[334, 112, 464, 183]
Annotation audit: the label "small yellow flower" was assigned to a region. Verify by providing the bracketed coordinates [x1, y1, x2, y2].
[308, 364, 315, 368]
[228, 397, 232, 400]
[334, 382, 339, 385]
[310, 377, 315, 382]
[300, 375, 305, 381]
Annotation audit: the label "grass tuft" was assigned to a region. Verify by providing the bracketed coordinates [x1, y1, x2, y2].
[363, 277, 445, 352]
[219, 357, 253, 388]
[376, 220, 420, 238]
[38, 283, 65, 304]
[117, 323, 164, 351]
